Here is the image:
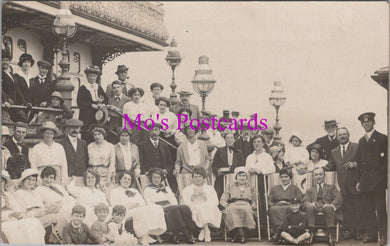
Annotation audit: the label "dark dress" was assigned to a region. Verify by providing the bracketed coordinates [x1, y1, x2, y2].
[2, 71, 28, 122]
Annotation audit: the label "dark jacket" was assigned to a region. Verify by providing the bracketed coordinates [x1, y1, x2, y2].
[13, 73, 32, 104]
[3, 138, 30, 179]
[357, 130, 387, 192]
[57, 136, 89, 177]
[2, 71, 26, 105]
[29, 75, 56, 106]
[62, 222, 95, 244]
[76, 85, 107, 129]
[311, 135, 339, 161]
[139, 138, 174, 174]
[234, 137, 254, 160]
[326, 142, 359, 195]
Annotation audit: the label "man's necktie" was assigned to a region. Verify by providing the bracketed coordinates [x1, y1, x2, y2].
[317, 184, 323, 202]
[119, 224, 123, 235]
[342, 145, 346, 157]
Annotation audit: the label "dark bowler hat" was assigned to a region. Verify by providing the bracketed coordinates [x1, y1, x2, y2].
[2, 49, 11, 59]
[37, 60, 52, 69]
[115, 65, 129, 74]
[358, 112, 375, 122]
[322, 120, 338, 128]
[84, 65, 101, 75]
[150, 82, 164, 91]
[146, 121, 162, 130]
[177, 90, 193, 96]
[232, 111, 240, 117]
[65, 118, 83, 127]
[155, 97, 170, 107]
[18, 53, 34, 67]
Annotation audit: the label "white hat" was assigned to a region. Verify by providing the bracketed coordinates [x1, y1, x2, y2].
[38, 121, 61, 136]
[18, 168, 39, 184]
[1, 126, 10, 136]
[234, 166, 249, 178]
[1, 170, 14, 186]
[289, 131, 303, 144]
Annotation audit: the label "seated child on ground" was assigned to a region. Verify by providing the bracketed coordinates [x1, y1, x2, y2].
[90, 202, 114, 244]
[107, 205, 138, 245]
[63, 205, 95, 244]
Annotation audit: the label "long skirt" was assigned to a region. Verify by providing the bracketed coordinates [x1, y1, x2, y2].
[1, 218, 46, 244]
[189, 202, 221, 228]
[224, 201, 256, 231]
[126, 205, 167, 237]
[269, 205, 290, 229]
[163, 205, 194, 232]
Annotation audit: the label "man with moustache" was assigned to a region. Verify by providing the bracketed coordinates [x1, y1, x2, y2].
[169, 91, 201, 120]
[325, 127, 360, 240]
[105, 65, 134, 98]
[58, 119, 89, 177]
[356, 112, 387, 245]
[311, 120, 339, 160]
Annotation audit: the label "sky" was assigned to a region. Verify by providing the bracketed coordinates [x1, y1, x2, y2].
[101, 1, 389, 144]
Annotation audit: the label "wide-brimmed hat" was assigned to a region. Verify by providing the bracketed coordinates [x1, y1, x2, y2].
[322, 120, 338, 128]
[115, 65, 129, 75]
[38, 121, 61, 136]
[65, 118, 84, 127]
[155, 97, 170, 107]
[177, 91, 193, 96]
[37, 60, 52, 69]
[18, 53, 35, 67]
[269, 145, 284, 160]
[150, 82, 164, 91]
[307, 143, 323, 154]
[18, 168, 39, 184]
[289, 131, 303, 144]
[84, 65, 101, 75]
[49, 91, 63, 103]
[1, 170, 14, 187]
[262, 128, 275, 136]
[2, 126, 10, 136]
[358, 112, 375, 122]
[95, 108, 109, 126]
[2, 49, 11, 59]
[234, 166, 249, 179]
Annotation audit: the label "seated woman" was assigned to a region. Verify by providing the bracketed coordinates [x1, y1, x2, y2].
[269, 145, 288, 173]
[1, 170, 46, 244]
[109, 170, 166, 245]
[143, 168, 195, 244]
[305, 143, 328, 172]
[181, 167, 222, 242]
[114, 130, 140, 182]
[268, 168, 303, 241]
[66, 170, 110, 226]
[212, 132, 245, 198]
[220, 166, 257, 243]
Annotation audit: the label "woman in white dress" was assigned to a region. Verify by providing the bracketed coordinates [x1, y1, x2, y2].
[109, 171, 166, 245]
[181, 167, 221, 242]
[66, 170, 110, 226]
[1, 170, 46, 244]
[245, 135, 276, 175]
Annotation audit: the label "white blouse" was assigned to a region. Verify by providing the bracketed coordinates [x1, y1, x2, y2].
[36, 184, 76, 213]
[88, 141, 115, 173]
[14, 188, 45, 211]
[285, 145, 309, 165]
[109, 186, 146, 209]
[123, 101, 150, 123]
[245, 151, 276, 174]
[66, 180, 109, 209]
[187, 140, 201, 167]
[151, 111, 178, 135]
[143, 186, 178, 206]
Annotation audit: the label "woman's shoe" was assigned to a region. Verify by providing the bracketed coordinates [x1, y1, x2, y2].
[184, 230, 195, 244]
[170, 233, 179, 244]
[198, 229, 205, 241]
[239, 236, 246, 244]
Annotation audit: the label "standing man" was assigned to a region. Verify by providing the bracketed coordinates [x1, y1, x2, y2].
[58, 119, 89, 178]
[356, 112, 387, 245]
[106, 80, 131, 132]
[234, 126, 254, 160]
[311, 120, 339, 160]
[3, 122, 30, 179]
[105, 65, 134, 98]
[170, 91, 201, 120]
[30, 60, 55, 106]
[325, 127, 360, 240]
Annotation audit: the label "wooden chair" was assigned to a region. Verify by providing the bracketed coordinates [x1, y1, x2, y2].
[223, 173, 261, 242]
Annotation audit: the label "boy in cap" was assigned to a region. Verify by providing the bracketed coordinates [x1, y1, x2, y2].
[36, 91, 73, 124]
[276, 198, 310, 245]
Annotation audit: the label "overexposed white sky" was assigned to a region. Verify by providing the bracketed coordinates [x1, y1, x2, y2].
[101, 1, 389, 144]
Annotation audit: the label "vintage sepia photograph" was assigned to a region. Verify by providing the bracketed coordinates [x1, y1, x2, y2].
[0, 1, 388, 245]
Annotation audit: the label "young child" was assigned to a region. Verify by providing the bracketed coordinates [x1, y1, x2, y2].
[285, 133, 309, 191]
[63, 205, 95, 244]
[107, 205, 138, 245]
[276, 198, 310, 245]
[90, 203, 114, 244]
[36, 91, 73, 125]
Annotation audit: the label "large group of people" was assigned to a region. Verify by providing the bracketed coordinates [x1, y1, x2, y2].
[1, 52, 388, 246]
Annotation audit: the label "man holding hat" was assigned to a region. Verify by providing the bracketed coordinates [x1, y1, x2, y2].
[311, 120, 339, 160]
[105, 65, 134, 98]
[58, 119, 89, 177]
[170, 90, 201, 120]
[30, 60, 55, 106]
[356, 112, 387, 245]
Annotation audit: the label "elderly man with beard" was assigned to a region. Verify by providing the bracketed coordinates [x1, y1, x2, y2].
[169, 91, 201, 120]
[311, 120, 339, 160]
[58, 119, 89, 178]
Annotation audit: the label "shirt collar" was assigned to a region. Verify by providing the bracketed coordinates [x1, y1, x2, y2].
[366, 129, 375, 140]
[68, 135, 77, 141]
[328, 135, 336, 141]
[86, 82, 97, 90]
[150, 138, 158, 145]
[12, 137, 21, 146]
[282, 182, 291, 190]
[317, 182, 324, 189]
[38, 75, 46, 80]
[340, 141, 350, 149]
[71, 221, 81, 229]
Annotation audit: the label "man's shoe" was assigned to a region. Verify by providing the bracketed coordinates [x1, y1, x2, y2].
[239, 236, 246, 244]
[184, 230, 195, 244]
[363, 236, 378, 243]
[343, 230, 355, 240]
[170, 233, 179, 244]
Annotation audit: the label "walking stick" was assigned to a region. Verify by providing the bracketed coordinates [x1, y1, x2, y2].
[264, 174, 271, 241]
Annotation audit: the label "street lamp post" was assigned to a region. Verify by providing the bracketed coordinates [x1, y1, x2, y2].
[191, 56, 216, 143]
[52, 2, 77, 109]
[268, 81, 286, 141]
[165, 38, 182, 105]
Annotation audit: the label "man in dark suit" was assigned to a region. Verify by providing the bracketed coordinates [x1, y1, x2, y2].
[105, 65, 134, 98]
[30, 60, 55, 106]
[170, 91, 201, 120]
[106, 80, 131, 132]
[356, 112, 387, 245]
[3, 122, 30, 179]
[57, 119, 88, 177]
[234, 126, 254, 160]
[325, 127, 360, 239]
[311, 120, 339, 160]
[139, 122, 176, 190]
[303, 167, 343, 246]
